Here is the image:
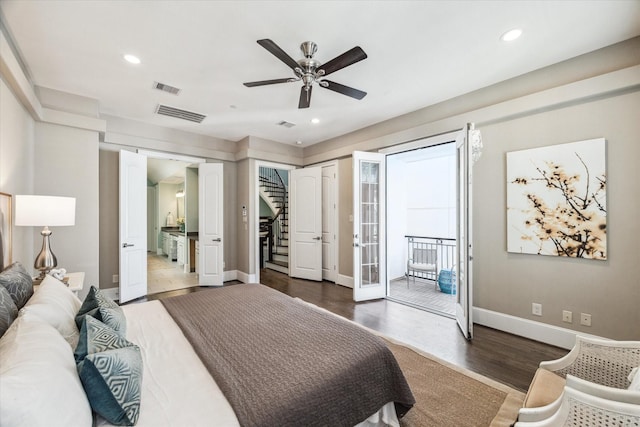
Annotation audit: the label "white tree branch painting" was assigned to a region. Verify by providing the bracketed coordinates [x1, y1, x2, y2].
[507, 138, 607, 260]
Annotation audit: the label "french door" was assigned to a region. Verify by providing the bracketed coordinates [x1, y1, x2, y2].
[455, 124, 474, 339]
[352, 151, 386, 301]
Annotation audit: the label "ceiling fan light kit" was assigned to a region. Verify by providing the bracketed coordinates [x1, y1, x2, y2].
[243, 39, 368, 109]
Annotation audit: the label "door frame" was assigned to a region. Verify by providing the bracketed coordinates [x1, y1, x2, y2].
[379, 130, 463, 297]
[132, 149, 205, 294]
[252, 160, 297, 285]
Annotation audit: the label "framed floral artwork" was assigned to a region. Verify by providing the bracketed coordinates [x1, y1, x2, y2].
[507, 138, 607, 260]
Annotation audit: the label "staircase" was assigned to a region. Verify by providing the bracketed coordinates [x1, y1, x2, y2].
[259, 167, 288, 273]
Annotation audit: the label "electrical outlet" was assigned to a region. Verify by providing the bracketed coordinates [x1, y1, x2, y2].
[532, 303, 542, 316]
[562, 310, 573, 323]
[580, 313, 592, 326]
[112, 274, 119, 283]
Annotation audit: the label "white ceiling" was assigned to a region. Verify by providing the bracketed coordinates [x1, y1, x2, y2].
[1, 1, 639, 147]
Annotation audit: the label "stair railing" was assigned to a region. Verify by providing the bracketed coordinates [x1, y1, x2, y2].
[259, 167, 288, 260]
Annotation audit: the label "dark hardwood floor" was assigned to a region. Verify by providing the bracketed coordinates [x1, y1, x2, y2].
[137, 268, 567, 393]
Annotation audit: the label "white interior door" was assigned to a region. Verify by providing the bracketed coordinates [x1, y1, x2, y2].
[321, 164, 337, 282]
[119, 150, 147, 303]
[289, 167, 322, 281]
[198, 163, 224, 286]
[456, 124, 474, 339]
[353, 151, 386, 302]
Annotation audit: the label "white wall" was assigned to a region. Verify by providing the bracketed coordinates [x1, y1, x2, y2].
[34, 122, 99, 297]
[0, 78, 35, 266]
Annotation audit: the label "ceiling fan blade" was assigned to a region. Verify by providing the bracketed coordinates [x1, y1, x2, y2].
[243, 78, 293, 87]
[319, 46, 367, 76]
[321, 80, 367, 100]
[298, 86, 312, 109]
[257, 39, 300, 71]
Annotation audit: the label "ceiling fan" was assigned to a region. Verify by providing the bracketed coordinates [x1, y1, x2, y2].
[243, 39, 368, 109]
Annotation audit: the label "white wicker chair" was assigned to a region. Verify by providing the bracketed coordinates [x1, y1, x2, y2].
[541, 336, 640, 388]
[516, 336, 640, 426]
[515, 375, 640, 426]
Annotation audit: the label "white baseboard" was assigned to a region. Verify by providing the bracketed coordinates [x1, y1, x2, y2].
[223, 270, 237, 282]
[235, 270, 257, 284]
[473, 307, 605, 350]
[336, 274, 354, 288]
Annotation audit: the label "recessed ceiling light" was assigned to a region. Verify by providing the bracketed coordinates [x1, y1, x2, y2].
[123, 54, 141, 64]
[311, 118, 320, 124]
[295, 140, 303, 145]
[500, 28, 523, 42]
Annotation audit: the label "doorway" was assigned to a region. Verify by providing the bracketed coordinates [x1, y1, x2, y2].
[386, 142, 457, 317]
[146, 157, 197, 295]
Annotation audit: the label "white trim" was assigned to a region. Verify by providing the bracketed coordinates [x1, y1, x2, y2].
[337, 274, 354, 288]
[473, 307, 606, 350]
[137, 149, 206, 164]
[235, 270, 257, 284]
[0, 30, 43, 120]
[379, 130, 460, 155]
[303, 65, 640, 166]
[223, 270, 237, 282]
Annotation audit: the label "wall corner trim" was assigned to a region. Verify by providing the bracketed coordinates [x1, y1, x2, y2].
[0, 30, 43, 120]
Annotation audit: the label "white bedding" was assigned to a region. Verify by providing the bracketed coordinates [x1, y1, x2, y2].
[99, 299, 399, 427]
[98, 300, 240, 427]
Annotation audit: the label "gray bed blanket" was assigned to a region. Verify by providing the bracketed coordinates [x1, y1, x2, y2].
[160, 284, 414, 427]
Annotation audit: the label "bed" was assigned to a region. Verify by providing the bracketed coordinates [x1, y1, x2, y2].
[0, 264, 414, 427]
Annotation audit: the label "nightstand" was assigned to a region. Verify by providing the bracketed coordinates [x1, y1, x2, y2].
[65, 272, 85, 296]
[33, 271, 85, 296]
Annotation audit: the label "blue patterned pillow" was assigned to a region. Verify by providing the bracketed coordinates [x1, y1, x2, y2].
[0, 262, 33, 309]
[75, 286, 126, 336]
[0, 285, 18, 336]
[75, 316, 142, 426]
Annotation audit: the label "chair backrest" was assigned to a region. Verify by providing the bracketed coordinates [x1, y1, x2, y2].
[412, 248, 436, 264]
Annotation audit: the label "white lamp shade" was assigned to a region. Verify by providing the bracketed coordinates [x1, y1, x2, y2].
[14, 195, 76, 227]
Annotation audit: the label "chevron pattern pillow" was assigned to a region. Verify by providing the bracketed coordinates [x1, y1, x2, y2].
[0, 262, 33, 309]
[75, 286, 126, 336]
[76, 316, 142, 426]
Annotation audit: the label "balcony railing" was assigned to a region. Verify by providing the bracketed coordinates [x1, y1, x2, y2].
[405, 235, 456, 282]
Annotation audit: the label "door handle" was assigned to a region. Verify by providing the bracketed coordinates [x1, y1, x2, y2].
[313, 236, 322, 240]
[122, 243, 134, 248]
[353, 243, 360, 247]
[212, 238, 222, 242]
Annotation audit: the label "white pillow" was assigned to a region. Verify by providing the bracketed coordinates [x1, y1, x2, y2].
[629, 367, 640, 392]
[0, 311, 92, 426]
[21, 274, 82, 347]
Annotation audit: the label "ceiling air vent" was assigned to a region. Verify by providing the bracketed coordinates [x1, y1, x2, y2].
[155, 105, 206, 123]
[153, 81, 181, 95]
[277, 120, 296, 128]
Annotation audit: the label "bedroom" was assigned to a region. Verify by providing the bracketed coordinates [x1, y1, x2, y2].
[0, 2, 639, 424]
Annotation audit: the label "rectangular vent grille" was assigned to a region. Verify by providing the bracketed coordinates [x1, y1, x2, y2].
[277, 120, 296, 128]
[155, 105, 206, 123]
[153, 81, 181, 95]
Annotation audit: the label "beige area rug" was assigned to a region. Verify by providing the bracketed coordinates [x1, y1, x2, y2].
[384, 337, 524, 427]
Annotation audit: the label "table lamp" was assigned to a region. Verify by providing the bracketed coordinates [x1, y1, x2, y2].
[15, 195, 76, 282]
